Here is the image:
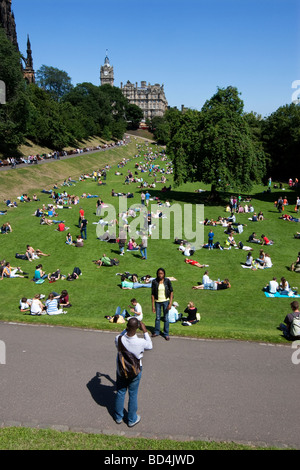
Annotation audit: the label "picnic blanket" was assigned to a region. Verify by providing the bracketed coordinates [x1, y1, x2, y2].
[264, 291, 300, 298]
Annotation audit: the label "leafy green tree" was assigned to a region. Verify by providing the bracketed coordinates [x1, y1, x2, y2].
[125, 103, 143, 130]
[168, 87, 267, 194]
[36, 65, 73, 101]
[0, 28, 29, 154]
[261, 104, 300, 180]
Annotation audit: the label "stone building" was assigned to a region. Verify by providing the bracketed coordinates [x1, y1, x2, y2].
[120, 80, 168, 120]
[100, 52, 168, 120]
[0, 0, 35, 83]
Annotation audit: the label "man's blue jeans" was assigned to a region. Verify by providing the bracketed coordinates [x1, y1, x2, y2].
[140, 247, 147, 259]
[115, 371, 142, 425]
[154, 300, 169, 337]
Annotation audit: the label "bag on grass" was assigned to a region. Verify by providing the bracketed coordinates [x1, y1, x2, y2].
[117, 336, 141, 380]
[15, 253, 27, 260]
[290, 316, 300, 337]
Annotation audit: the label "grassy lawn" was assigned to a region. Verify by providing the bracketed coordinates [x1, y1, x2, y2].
[0, 138, 299, 345]
[0, 427, 280, 450]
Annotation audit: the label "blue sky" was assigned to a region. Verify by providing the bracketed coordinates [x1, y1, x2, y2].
[12, 0, 300, 117]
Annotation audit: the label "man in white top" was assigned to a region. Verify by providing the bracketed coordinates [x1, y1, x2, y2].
[202, 271, 213, 287]
[128, 298, 143, 321]
[114, 318, 152, 427]
[268, 277, 278, 294]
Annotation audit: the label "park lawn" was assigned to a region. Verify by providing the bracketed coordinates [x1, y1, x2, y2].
[0, 427, 280, 450]
[0, 140, 299, 344]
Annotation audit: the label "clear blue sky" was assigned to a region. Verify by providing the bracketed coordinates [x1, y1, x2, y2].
[12, 0, 300, 117]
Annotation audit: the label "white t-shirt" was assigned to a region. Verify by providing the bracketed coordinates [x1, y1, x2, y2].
[202, 274, 212, 285]
[30, 298, 43, 315]
[269, 280, 278, 293]
[133, 303, 143, 321]
[265, 256, 273, 268]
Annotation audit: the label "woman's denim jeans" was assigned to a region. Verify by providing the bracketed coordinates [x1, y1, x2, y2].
[154, 300, 169, 337]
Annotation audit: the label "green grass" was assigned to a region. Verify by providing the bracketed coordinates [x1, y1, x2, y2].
[0, 427, 280, 450]
[0, 139, 299, 345]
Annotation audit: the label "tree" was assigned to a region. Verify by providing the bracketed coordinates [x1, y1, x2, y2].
[0, 28, 29, 154]
[125, 103, 143, 130]
[168, 87, 267, 194]
[36, 65, 73, 101]
[261, 104, 300, 180]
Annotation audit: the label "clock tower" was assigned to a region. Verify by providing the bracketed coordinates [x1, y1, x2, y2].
[100, 51, 114, 86]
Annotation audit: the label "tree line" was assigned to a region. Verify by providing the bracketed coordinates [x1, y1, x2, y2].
[1, 27, 299, 190]
[149, 88, 300, 188]
[0, 29, 143, 156]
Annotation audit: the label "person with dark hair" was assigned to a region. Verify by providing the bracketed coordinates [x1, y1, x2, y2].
[114, 318, 152, 427]
[279, 301, 300, 340]
[151, 268, 174, 341]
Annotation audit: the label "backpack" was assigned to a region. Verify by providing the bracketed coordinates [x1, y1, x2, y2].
[15, 253, 27, 260]
[117, 336, 141, 380]
[290, 316, 300, 338]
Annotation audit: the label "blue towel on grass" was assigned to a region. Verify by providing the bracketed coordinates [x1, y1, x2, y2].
[264, 291, 300, 298]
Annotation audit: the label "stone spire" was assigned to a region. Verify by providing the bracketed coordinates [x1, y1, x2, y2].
[0, 0, 19, 50]
[23, 34, 35, 84]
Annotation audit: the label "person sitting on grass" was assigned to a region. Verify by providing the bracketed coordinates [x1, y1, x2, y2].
[279, 277, 290, 295]
[54, 290, 71, 308]
[248, 232, 261, 244]
[290, 252, 300, 272]
[26, 245, 50, 261]
[45, 293, 66, 315]
[264, 277, 279, 294]
[261, 234, 274, 246]
[278, 301, 300, 340]
[65, 232, 73, 245]
[128, 298, 143, 322]
[0, 262, 28, 280]
[29, 294, 45, 315]
[1, 222, 12, 234]
[19, 297, 31, 313]
[33, 264, 48, 282]
[181, 301, 200, 326]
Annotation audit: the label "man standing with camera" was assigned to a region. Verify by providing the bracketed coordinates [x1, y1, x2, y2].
[114, 318, 153, 427]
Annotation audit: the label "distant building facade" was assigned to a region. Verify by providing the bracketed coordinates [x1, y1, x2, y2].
[100, 53, 168, 121]
[121, 80, 168, 121]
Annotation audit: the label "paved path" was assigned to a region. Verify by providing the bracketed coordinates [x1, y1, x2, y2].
[0, 322, 299, 449]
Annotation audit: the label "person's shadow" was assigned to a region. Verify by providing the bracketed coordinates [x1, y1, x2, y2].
[86, 372, 117, 420]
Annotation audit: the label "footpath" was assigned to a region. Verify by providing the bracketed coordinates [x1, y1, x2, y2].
[0, 322, 299, 449]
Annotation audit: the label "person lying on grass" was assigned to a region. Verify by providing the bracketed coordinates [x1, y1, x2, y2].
[192, 279, 231, 290]
[92, 254, 119, 267]
[120, 274, 152, 289]
[184, 258, 209, 268]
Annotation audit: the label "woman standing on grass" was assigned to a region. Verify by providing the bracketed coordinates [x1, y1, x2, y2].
[151, 268, 174, 341]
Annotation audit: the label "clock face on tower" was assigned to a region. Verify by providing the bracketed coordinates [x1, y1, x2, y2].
[104, 71, 108, 76]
